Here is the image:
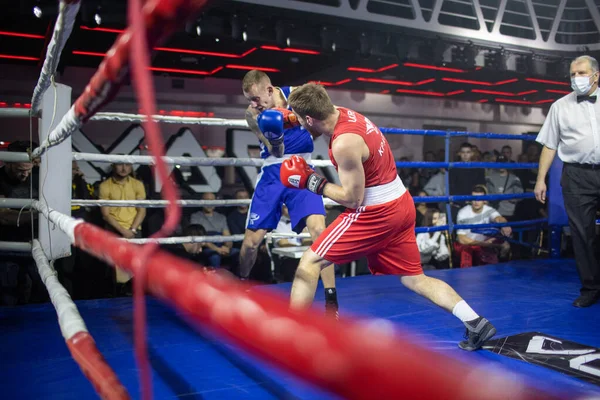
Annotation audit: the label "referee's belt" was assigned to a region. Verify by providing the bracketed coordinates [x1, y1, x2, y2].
[564, 162, 600, 170]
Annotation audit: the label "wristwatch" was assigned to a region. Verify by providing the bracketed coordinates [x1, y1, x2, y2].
[130, 228, 138, 234]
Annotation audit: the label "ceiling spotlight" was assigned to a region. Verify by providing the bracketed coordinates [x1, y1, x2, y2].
[286, 37, 291, 47]
[33, 6, 42, 18]
[94, 13, 101, 26]
[215, 38, 220, 42]
[242, 31, 248, 42]
[331, 42, 336, 52]
[196, 25, 201, 37]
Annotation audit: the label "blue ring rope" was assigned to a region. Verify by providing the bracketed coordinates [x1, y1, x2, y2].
[414, 218, 547, 234]
[395, 161, 538, 169]
[380, 128, 538, 141]
[413, 192, 535, 203]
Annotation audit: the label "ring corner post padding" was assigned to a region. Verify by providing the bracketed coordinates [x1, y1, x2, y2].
[38, 83, 72, 260]
[547, 157, 568, 258]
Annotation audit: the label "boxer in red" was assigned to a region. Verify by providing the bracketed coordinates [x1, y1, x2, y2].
[281, 83, 495, 350]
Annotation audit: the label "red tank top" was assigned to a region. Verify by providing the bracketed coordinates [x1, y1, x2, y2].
[329, 107, 398, 188]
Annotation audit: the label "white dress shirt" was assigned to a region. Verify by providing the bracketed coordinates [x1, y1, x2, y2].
[536, 89, 600, 164]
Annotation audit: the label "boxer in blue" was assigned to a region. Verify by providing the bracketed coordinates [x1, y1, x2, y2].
[241, 70, 338, 317]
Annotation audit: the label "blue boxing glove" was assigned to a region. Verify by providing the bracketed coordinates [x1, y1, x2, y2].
[257, 109, 285, 148]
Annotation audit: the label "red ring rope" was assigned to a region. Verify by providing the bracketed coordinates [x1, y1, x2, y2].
[126, 0, 207, 398]
[71, 221, 567, 400]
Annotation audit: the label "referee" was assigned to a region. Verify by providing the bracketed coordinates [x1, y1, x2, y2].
[535, 55, 600, 308]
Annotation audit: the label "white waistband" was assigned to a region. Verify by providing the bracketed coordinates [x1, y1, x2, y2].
[362, 175, 406, 206]
[263, 153, 312, 167]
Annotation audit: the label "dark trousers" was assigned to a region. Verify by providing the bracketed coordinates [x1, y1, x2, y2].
[561, 164, 600, 295]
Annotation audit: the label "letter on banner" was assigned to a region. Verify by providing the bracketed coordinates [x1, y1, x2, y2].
[39, 84, 72, 260]
[72, 126, 145, 184]
[155, 128, 221, 193]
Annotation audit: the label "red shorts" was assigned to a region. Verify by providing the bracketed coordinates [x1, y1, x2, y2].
[311, 192, 422, 275]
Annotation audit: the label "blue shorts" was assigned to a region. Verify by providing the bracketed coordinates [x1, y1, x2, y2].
[247, 164, 326, 233]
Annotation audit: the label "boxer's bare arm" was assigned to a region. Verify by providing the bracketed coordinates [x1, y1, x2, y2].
[245, 106, 283, 156]
[322, 134, 366, 209]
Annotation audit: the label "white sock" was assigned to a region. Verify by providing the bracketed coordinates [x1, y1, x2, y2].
[452, 300, 479, 322]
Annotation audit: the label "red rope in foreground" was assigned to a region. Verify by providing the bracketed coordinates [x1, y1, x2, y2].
[72, 221, 567, 400]
[67, 332, 130, 400]
[71, 0, 207, 124]
[126, 0, 207, 397]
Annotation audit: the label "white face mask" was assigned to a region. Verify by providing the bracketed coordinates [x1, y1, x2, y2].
[571, 75, 595, 95]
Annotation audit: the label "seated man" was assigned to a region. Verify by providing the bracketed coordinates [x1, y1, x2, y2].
[162, 224, 235, 280]
[272, 205, 312, 282]
[162, 224, 206, 262]
[0, 141, 41, 305]
[190, 192, 239, 270]
[454, 185, 512, 267]
[485, 155, 523, 220]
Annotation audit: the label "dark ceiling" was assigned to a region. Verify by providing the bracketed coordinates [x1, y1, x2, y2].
[0, 0, 584, 107]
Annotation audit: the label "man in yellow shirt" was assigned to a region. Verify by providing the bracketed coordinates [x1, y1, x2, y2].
[99, 162, 146, 289]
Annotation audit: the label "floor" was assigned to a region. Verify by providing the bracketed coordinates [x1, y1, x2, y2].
[1, 259, 599, 399]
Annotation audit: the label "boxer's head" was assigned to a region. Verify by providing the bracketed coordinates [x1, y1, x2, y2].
[288, 83, 336, 138]
[242, 70, 275, 112]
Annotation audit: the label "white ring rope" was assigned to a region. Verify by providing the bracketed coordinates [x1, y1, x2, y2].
[71, 198, 339, 207]
[32, 200, 82, 242]
[1, 198, 339, 209]
[92, 112, 249, 127]
[32, 239, 88, 340]
[127, 232, 310, 245]
[72, 152, 334, 167]
[33, 107, 81, 158]
[31, 1, 81, 115]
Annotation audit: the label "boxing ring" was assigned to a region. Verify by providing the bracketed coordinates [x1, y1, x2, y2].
[0, 0, 599, 399]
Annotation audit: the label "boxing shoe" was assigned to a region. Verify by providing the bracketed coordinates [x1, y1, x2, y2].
[458, 317, 496, 351]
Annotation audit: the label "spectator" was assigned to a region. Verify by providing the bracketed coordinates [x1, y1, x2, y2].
[419, 151, 437, 184]
[190, 192, 238, 269]
[397, 157, 421, 193]
[454, 185, 511, 267]
[227, 189, 250, 248]
[0, 141, 41, 305]
[423, 169, 446, 197]
[55, 161, 95, 298]
[486, 155, 524, 220]
[99, 161, 146, 294]
[273, 205, 310, 281]
[162, 224, 206, 262]
[414, 190, 430, 227]
[416, 208, 450, 269]
[274, 205, 311, 248]
[449, 143, 486, 221]
[449, 143, 486, 195]
[0, 141, 38, 241]
[71, 161, 94, 220]
[501, 145, 514, 162]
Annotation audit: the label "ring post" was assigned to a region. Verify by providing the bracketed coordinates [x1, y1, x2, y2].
[547, 157, 568, 259]
[444, 131, 453, 235]
[38, 83, 73, 260]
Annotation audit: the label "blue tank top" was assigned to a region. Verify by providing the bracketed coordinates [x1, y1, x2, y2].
[259, 86, 314, 159]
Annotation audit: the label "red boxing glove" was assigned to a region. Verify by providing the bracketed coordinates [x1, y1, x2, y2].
[280, 155, 328, 195]
[273, 107, 300, 129]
